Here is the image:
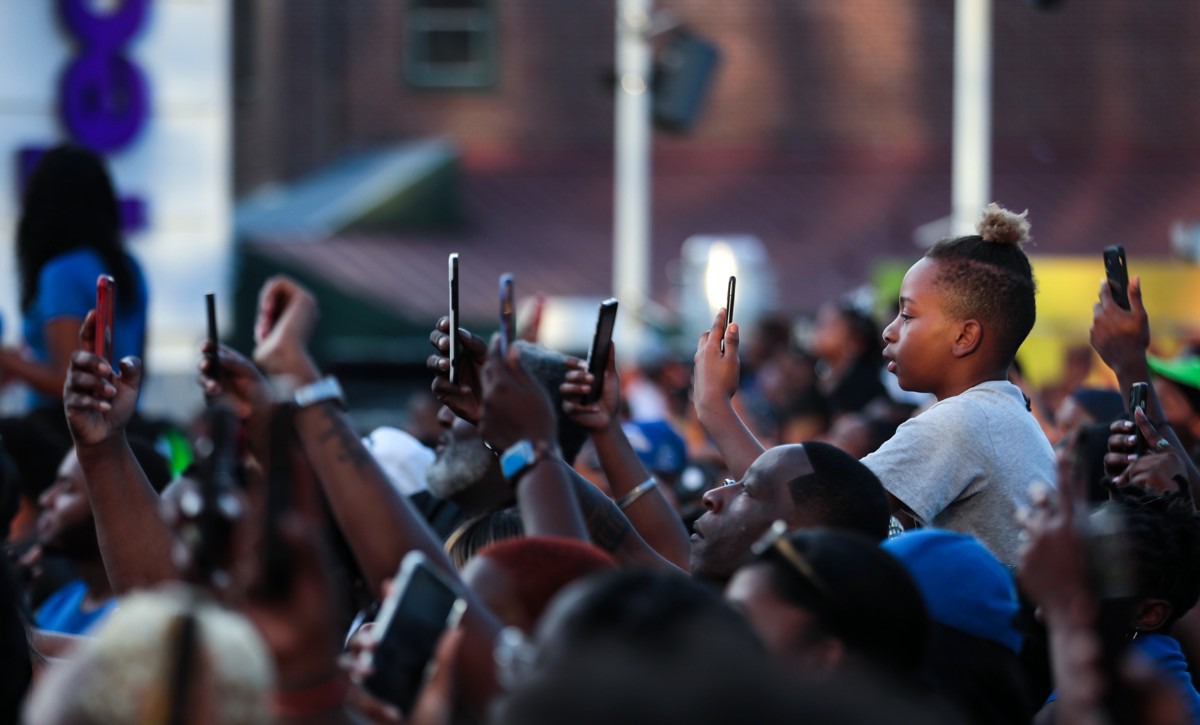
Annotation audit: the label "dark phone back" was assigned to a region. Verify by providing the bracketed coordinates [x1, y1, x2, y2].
[1103, 246, 1129, 311]
[583, 299, 618, 405]
[364, 558, 461, 714]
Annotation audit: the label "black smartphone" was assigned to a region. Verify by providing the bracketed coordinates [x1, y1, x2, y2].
[499, 274, 515, 357]
[1129, 382, 1150, 454]
[448, 254, 460, 385]
[95, 274, 115, 361]
[583, 299, 619, 405]
[1103, 245, 1130, 311]
[365, 551, 467, 715]
[205, 292, 219, 375]
[721, 275, 736, 353]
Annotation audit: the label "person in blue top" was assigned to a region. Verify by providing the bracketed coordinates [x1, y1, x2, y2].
[6, 144, 148, 405]
[0, 145, 149, 523]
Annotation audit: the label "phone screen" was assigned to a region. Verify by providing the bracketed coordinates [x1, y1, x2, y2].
[583, 299, 619, 405]
[1103, 246, 1129, 311]
[448, 254, 460, 384]
[365, 552, 464, 714]
[499, 274, 515, 357]
[95, 275, 115, 361]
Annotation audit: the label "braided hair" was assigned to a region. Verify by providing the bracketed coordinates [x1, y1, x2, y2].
[1102, 486, 1200, 627]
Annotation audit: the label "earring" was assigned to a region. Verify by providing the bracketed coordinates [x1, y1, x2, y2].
[1130, 628, 1140, 642]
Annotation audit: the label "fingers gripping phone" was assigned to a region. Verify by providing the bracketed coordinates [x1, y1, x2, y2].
[364, 551, 466, 715]
[95, 275, 115, 361]
[721, 275, 736, 353]
[448, 254, 460, 385]
[1103, 246, 1130, 311]
[1129, 382, 1150, 455]
[583, 299, 619, 405]
[499, 274, 515, 357]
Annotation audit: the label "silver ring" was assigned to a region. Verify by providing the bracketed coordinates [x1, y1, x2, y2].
[1156, 438, 1171, 453]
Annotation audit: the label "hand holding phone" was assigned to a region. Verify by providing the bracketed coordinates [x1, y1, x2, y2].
[583, 299, 618, 405]
[1103, 246, 1130, 311]
[95, 275, 115, 362]
[499, 274, 515, 357]
[364, 551, 466, 715]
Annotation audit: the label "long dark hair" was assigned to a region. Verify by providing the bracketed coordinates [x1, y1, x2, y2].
[17, 144, 135, 314]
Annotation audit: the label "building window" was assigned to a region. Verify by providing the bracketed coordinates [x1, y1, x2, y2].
[406, 0, 497, 89]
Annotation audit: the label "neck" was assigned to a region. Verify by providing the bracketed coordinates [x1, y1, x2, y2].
[74, 556, 114, 606]
[934, 368, 1009, 401]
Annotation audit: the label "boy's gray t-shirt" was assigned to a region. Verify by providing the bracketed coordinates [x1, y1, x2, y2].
[862, 380, 1056, 567]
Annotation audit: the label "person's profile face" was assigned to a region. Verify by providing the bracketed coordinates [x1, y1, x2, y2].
[690, 447, 802, 581]
[881, 258, 957, 397]
[37, 451, 95, 556]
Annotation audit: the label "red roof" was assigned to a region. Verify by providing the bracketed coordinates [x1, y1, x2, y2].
[248, 152, 1200, 324]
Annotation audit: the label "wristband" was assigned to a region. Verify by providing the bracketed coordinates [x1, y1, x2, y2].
[293, 376, 345, 410]
[500, 440, 557, 486]
[617, 478, 659, 510]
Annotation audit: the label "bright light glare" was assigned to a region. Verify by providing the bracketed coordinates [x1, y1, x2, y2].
[705, 242, 737, 315]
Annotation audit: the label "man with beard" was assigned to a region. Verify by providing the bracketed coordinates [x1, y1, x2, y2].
[426, 341, 588, 524]
[34, 442, 171, 634]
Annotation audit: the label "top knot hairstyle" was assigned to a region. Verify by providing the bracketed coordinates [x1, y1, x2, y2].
[925, 203, 1037, 363]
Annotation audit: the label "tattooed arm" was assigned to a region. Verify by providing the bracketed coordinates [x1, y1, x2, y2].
[565, 467, 682, 572]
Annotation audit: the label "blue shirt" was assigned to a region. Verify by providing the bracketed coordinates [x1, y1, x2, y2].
[35, 579, 117, 635]
[23, 249, 148, 407]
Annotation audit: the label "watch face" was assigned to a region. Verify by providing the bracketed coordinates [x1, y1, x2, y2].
[501, 440, 535, 480]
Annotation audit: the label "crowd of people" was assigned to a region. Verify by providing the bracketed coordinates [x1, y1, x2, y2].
[2, 147, 1200, 723]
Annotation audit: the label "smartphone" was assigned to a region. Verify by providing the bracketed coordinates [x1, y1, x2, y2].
[365, 551, 467, 714]
[1103, 246, 1130, 311]
[583, 299, 619, 405]
[721, 275, 736, 353]
[95, 275, 115, 361]
[448, 254, 460, 385]
[205, 292, 219, 375]
[1129, 382, 1150, 454]
[499, 274, 515, 357]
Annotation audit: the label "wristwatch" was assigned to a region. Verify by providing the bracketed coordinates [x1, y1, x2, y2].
[500, 439, 555, 485]
[293, 376, 346, 410]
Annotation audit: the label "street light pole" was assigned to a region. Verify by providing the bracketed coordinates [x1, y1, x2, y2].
[614, 0, 652, 347]
[952, 0, 993, 236]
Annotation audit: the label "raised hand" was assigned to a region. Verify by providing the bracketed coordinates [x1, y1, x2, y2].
[64, 309, 142, 448]
[478, 337, 558, 455]
[561, 345, 620, 431]
[1090, 275, 1150, 375]
[253, 275, 320, 382]
[692, 308, 740, 414]
[199, 341, 274, 421]
[1113, 408, 1190, 496]
[428, 316, 488, 425]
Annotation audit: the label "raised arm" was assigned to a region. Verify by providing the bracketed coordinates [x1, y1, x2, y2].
[1091, 275, 1200, 500]
[692, 308, 764, 478]
[477, 337, 588, 541]
[561, 346, 690, 569]
[64, 311, 176, 592]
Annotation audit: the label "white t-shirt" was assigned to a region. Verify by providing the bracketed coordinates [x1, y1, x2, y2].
[862, 380, 1055, 567]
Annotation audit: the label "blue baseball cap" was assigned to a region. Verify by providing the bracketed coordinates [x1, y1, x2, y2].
[883, 529, 1023, 653]
[621, 420, 687, 476]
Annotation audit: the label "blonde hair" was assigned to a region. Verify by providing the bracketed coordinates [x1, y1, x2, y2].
[24, 586, 274, 724]
[976, 203, 1031, 246]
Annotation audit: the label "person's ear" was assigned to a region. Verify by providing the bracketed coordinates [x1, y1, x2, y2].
[1133, 598, 1173, 633]
[951, 319, 983, 358]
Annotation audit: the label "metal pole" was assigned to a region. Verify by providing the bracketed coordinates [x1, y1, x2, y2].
[614, 0, 652, 345]
[952, 0, 992, 236]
